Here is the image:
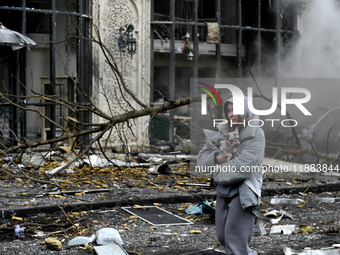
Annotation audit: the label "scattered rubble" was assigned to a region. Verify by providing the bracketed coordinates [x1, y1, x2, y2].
[0, 150, 339, 254]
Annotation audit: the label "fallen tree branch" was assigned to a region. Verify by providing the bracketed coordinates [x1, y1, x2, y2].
[303, 172, 321, 193]
[38, 225, 77, 238]
[47, 124, 112, 176]
[36, 188, 111, 197]
[58, 200, 75, 226]
[1, 96, 196, 155]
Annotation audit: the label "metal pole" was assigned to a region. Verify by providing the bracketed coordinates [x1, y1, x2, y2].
[216, 0, 221, 79]
[84, 0, 92, 130]
[275, 0, 281, 74]
[257, 0, 262, 77]
[21, 0, 27, 140]
[214, 0, 222, 119]
[50, 0, 56, 140]
[150, 0, 155, 104]
[9, 51, 17, 146]
[20, 50, 27, 140]
[0, 6, 90, 17]
[293, 0, 298, 31]
[150, 0, 155, 144]
[22, 0, 26, 34]
[76, 0, 84, 143]
[237, 0, 242, 78]
[150, 20, 294, 34]
[169, 0, 176, 147]
[193, 0, 198, 79]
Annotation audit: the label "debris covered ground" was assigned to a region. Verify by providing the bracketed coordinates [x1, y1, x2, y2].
[0, 150, 340, 254]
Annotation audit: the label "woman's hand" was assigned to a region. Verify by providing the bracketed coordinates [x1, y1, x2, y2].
[215, 154, 228, 164]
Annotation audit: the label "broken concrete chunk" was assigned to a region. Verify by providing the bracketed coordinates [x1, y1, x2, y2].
[270, 198, 305, 205]
[269, 225, 296, 234]
[315, 197, 336, 203]
[21, 153, 45, 168]
[281, 229, 293, 235]
[44, 237, 62, 251]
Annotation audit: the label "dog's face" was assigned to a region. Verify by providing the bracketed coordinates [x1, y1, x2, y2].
[219, 128, 240, 155]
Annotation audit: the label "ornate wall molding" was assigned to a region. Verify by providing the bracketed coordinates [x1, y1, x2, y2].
[92, 0, 151, 151]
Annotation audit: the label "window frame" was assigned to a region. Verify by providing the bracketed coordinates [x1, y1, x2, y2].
[150, 0, 298, 145]
[0, 0, 92, 143]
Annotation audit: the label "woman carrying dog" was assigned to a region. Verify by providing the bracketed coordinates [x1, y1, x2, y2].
[197, 96, 265, 255]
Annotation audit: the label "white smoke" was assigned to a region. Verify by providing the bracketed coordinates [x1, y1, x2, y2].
[280, 0, 340, 77]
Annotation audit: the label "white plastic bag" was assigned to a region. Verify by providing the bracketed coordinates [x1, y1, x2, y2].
[67, 235, 95, 246]
[67, 227, 123, 246]
[96, 228, 123, 245]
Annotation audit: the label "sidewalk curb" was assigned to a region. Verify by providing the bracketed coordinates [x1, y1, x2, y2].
[1, 182, 339, 219]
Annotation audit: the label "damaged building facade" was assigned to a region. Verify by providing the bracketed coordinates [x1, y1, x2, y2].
[0, 0, 92, 146]
[0, 0, 309, 151]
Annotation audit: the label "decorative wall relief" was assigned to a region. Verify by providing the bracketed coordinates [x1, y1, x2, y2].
[93, 0, 151, 150]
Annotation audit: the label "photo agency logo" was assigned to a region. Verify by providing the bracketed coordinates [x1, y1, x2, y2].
[197, 83, 312, 128]
[196, 82, 223, 113]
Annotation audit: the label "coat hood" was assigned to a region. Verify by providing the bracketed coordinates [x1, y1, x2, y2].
[223, 96, 254, 121]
